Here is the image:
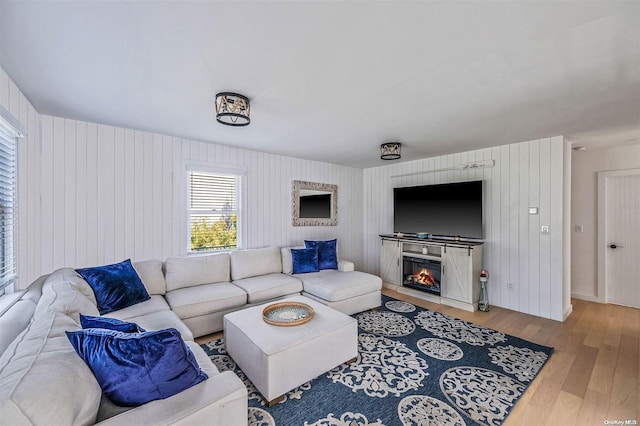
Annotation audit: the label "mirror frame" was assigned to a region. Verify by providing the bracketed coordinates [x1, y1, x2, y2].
[292, 180, 338, 226]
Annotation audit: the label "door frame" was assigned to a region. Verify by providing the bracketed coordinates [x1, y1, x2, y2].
[597, 168, 640, 303]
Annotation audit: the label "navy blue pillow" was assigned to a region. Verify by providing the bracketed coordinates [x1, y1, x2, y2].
[305, 239, 338, 270]
[79, 314, 145, 333]
[65, 327, 208, 407]
[76, 259, 150, 315]
[291, 248, 319, 274]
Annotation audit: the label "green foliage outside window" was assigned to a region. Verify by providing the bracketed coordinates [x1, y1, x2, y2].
[190, 214, 237, 251]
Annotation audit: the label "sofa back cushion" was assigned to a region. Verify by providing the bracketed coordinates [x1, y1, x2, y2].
[280, 246, 305, 275]
[133, 259, 166, 295]
[230, 246, 282, 281]
[165, 253, 230, 291]
[34, 268, 100, 321]
[0, 311, 102, 425]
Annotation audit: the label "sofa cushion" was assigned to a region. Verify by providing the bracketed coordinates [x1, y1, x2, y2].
[35, 268, 100, 320]
[80, 314, 145, 333]
[230, 247, 282, 280]
[0, 311, 102, 425]
[110, 309, 194, 342]
[104, 294, 170, 320]
[304, 239, 338, 270]
[66, 327, 208, 407]
[165, 282, 247, 319]
[295, 270, 382, 302]
[76, 259, 150, 314]
[280, 246, 305, 274]
[291, 248, 319, 274]
[133, 259, 166, 295]
[165, 253, 230, 291]
[232, 273, 303, 304]
[187, 341, 220, 377]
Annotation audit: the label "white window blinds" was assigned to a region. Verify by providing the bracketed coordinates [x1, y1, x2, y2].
[0, 119, 18, 295]
[187, 170, 243, 253]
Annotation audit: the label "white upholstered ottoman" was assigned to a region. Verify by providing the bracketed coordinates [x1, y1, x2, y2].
[223, 295, 358, 405]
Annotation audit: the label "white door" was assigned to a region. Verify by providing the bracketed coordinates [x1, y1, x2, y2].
[599, 171, 640, 308]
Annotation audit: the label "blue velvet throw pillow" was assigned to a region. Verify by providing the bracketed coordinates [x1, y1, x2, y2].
[76, 259, 150, 315]
[65, 327, 208, 407]
[79, 314, 145, 333]
[305, 239, 338, 270]
[291, 248, 319, 274]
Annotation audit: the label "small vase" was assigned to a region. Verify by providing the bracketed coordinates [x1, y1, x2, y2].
[478, 280, 489, 312]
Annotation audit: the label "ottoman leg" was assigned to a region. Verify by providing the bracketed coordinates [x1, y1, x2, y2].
[267, 395, 285, 407]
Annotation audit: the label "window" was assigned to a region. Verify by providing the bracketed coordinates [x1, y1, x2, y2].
[0, 110, 22, 296]
[187, 167, 244, 253]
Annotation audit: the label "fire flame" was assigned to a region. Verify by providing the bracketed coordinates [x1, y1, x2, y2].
[410, 268, 435, 286]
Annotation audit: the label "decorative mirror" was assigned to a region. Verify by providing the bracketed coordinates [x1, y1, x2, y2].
[292, 180, 338, 226]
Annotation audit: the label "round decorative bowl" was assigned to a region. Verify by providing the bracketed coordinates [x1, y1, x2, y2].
[416, 232, 429, 239]
[262, 301, 314, 327]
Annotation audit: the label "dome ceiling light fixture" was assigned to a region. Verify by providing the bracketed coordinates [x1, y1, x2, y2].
[215, 92, 251, 126]
[380, 142, 402, 160]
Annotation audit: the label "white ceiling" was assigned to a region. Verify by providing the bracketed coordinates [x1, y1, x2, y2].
[1, 1, 639, 168]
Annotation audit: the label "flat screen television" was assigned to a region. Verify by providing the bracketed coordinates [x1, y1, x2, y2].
[393, 180, 483, 239]
[299, 194, 331, 218]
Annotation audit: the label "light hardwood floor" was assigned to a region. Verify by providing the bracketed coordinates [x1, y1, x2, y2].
[196, 288, 639, 425]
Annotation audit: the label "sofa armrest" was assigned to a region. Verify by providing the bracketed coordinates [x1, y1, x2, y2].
[95, 371, 248, 426]
[338, 260, 354, 272]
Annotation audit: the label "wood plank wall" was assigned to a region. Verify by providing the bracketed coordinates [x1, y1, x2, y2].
[362, 137, 570, 321]
[31, 115, 364, 287]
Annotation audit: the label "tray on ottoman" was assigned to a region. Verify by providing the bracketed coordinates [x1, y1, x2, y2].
[262, 301, 314, 326]
[224, 295, 358, 406]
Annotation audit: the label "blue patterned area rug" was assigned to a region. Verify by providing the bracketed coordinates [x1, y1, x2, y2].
[201, 295, 553, 426]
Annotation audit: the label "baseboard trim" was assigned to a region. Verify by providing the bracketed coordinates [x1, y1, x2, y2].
[563, 304, 573, 321]
[571, 292, 603, 303]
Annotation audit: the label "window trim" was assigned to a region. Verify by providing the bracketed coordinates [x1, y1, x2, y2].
[0, 106, 25, 296]
[184, 162, 246, 255]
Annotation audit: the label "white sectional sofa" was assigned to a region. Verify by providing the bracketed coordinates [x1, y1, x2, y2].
[0, 245, 382, 425]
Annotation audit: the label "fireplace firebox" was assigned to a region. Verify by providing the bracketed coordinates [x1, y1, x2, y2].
[402, 256, 441, 296]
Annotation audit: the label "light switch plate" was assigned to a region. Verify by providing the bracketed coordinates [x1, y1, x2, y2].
[541, 225, 549, 234]
[575, 225, 584, 233]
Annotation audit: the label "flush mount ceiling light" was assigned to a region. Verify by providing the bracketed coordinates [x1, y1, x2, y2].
[380, 142, 401, 160]
[215, 92, 250, 126]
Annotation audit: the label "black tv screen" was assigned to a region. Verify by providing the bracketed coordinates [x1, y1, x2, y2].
[299, 194, 331, 218]
[393, 181, 483, 239]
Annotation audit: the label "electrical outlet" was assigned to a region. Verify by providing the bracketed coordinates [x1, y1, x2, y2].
[541, 225, 549, 235]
